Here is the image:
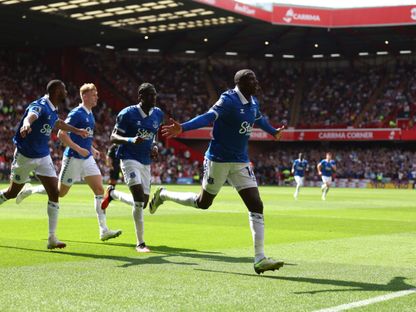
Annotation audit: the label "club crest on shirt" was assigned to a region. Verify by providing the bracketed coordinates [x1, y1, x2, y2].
[240, 109, 245, 114]
[32, 106, 42, 114]
[130, 172, 136, 179]
[207, 177, 214, 184]
[153, 121, 159, 129]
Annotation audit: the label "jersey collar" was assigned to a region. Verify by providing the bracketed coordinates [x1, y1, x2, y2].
[234, 86, 254, 105]
[137, 103, 154, 118]
[80, 104, 92, 114]
[44, 95, 57, 111]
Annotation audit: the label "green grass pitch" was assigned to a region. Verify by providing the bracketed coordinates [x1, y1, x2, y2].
[0, 184, 415, 311]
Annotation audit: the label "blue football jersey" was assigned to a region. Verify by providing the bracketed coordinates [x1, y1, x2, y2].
[13, 95, 58, 158]
[319, 159, 336, 177]
[63, 105, 94, 159]
[205, 88, 265, 163]
[293, 159, 308, 177]
[115, 105, 164, 165]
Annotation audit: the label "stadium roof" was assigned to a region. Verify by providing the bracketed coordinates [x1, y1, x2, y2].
[1, 0, 415, 60]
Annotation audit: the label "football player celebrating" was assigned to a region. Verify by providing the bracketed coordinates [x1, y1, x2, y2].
[16, 83, 122, 242]
[0, 80, 88, 249]
[150, 69, 285, 274]
[101, 83, 163, 253]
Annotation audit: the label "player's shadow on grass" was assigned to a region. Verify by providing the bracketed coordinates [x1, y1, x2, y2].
[196, 269, 415, 293]
[64, 240, 253, 264]
[0, 244, 252, 268]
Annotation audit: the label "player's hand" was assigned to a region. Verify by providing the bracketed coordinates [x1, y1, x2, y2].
[132, 136, 144, 144]
[106, 156, 113, 169]
[273, 125, 285, 141]
[78, 147, 90, 158]
[151, 145, 159, 161]
[20, 125, 32, 138]
[76, 128, 89, 138]
[161, 118, 182, 138]
[318, 171, 322, 176]
[92, 148, 101, 159]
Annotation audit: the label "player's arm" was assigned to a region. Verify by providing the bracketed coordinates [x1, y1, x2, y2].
[19, 112, 38, 138]
[254, 115, 285, 141]
[91, 146, 101, 159]
[110, 128, 143, 145]
[291, 162, 295, 174]
[55, 119, 88, 138]
[161, 112, 216, 139]
[317, 162, 322, 176]
[58, 130, 90, 157]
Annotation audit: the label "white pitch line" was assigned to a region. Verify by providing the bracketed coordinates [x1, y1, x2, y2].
[314, 288, 416, 312]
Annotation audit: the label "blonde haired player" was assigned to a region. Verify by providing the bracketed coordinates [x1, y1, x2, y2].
[16, 83, 121, 241]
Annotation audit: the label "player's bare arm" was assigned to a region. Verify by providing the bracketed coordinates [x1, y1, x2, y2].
[273, 125, 285, 141]
[91, 146, 101, 159]
[19, 112, 38, 138]
[317, 163, 322, 176]
[58, 130, 89, 158]
[110, 128, 144, 145]
[161, 118, 182, 138]
[55, 119, 89, 138]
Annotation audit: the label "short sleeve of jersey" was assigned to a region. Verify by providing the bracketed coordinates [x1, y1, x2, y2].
[330, 160, 336, 165]
[115, 110, 128, 134]
[253, 98, 262, 121]
[209, 95, 232, 120]
[28, 104, 43, 117]
[64, 110, 79, 127]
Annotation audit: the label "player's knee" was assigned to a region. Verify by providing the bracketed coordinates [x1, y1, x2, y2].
[93, 185, 104, 195]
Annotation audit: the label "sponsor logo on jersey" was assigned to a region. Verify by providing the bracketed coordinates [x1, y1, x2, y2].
[239, 121, 253, 136]
[136, 128, 154, 140]
[40, 124, 53, 136]
[85, 127, 94, 138]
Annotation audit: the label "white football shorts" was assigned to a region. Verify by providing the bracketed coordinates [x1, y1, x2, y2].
[59, 156, 101, 186]
[120, 159, 151, 195]
[202, 158, 258, 195]
[294, 175, 304, 186]
[10, 149, 57, 184]
[321, 175, 332, 184]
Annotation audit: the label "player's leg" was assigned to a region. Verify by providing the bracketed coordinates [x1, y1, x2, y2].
[108, 159, 120, 186]
[149, 158, 225, 213]
[230, 163, 284, 274]
[2, 150, 35, 204]
[321, 176, 331, 200]
[119, 160, 150, 252]
[37, 175, 66, 249]
[36, 155, 66, 249]
[0, 181, 25, 204]
[84, 157, 122, 241]
[15, 153, 53, 203]
[294, 176, 301, 199]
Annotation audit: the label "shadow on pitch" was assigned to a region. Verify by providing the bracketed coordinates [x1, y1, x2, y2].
[0, 244, 252, 268]
[195, 268, 415, 293]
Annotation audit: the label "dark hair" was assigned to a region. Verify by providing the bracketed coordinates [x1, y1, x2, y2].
[234, 69, 255, 84]
[138, 82, 156, 95]
[46, 79, 64, 94]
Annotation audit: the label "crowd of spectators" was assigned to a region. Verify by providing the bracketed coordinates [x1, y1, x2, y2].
[253, 145, 416, 186]
[361, 61, 416, 128]
[1, 49, 416, 187]
[298, 67, 382, 128]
